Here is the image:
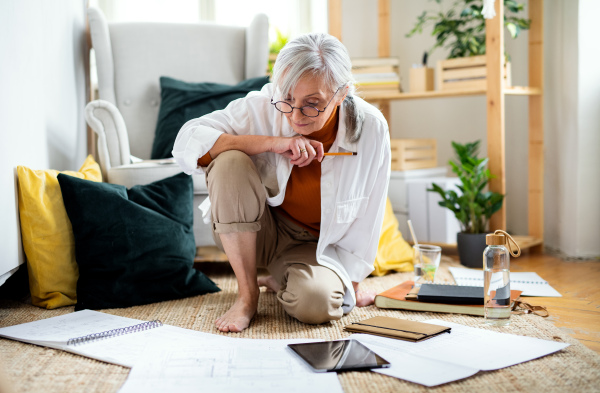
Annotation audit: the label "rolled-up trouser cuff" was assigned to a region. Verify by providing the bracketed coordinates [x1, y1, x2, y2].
[213, 221, 262, 234]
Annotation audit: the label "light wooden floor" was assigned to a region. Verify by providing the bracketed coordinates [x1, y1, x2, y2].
[505, 252, 600, 353]
[429, 250, 600, 353]
[196, 247, 600, 353]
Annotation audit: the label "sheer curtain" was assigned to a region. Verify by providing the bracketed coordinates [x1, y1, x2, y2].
[89, 0, 328, 41]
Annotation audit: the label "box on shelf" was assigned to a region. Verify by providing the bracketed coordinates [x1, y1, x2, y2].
[436, 55, 511, 91]
[409, 67, 434, 92]
[390, 139, 437, 171]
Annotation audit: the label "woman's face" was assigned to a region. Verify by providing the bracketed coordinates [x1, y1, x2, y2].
[281, 74, 346, 136]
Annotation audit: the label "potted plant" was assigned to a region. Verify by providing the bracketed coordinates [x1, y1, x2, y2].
[428, 140, 504, 267]
[406, 0, 530, 60]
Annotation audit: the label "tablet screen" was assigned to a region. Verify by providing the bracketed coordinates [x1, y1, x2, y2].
[288, 339, 391, 373]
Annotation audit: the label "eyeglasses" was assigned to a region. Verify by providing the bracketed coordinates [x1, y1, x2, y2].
[271, 87, 341, 118]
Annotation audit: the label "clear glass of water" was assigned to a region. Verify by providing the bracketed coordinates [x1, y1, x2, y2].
[413, 244, 442, 286]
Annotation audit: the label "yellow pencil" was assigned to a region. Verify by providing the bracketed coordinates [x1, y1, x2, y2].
[323, 152, 357, 156]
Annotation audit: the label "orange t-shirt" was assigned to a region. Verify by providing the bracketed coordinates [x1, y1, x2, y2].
[197, 151, 213, 167]
[274, 107, 339, 236]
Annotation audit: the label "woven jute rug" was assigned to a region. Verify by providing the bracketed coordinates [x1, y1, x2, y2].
[1, 258, 599, 393]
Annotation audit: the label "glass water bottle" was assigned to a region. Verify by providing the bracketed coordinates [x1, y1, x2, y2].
[483, 230, 521, 326]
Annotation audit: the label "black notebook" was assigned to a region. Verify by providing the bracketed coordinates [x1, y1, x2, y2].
[417, 284, 484, 305]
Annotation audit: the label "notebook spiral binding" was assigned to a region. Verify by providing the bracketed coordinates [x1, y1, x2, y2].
[67, 320, 163, 346]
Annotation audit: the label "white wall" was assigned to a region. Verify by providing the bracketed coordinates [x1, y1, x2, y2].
[341, 0, 599, 257]
[0, 1, 88, 282]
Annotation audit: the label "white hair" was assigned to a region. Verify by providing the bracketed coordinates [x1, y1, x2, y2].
[272, 33, 364, 143]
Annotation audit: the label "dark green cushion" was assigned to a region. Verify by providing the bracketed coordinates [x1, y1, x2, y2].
[57, 172, 220, 310]
[151, 75, 270, 159]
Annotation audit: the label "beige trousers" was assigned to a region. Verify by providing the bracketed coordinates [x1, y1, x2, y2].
[205, 150, 345, 324]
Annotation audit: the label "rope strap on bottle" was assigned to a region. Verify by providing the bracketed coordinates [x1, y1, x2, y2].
[494, 229, 521, 257]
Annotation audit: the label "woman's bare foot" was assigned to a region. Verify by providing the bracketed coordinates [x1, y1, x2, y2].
[356, 289, 377, 307]
[257, 275, 281, 293]
[215, 291, 258, 333]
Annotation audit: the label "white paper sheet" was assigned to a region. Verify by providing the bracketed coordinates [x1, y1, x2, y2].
[419, 319, 568, 370]
[118, 338, 344, 393]
[353, 334, 479, 386]
[450, 267, 562, 297]
[355, 318, 568, 383]
[73, 325, 229, 367]
[0, 310, 229, 367]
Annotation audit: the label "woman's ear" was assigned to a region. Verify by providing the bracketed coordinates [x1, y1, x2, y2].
[337, 85, 350, 106]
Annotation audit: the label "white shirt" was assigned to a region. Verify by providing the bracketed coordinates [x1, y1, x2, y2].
[172, 83, 391, 312]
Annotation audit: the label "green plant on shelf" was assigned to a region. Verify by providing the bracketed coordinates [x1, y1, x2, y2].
[406, 0, 530, 60]
[428, 140, 504, 234]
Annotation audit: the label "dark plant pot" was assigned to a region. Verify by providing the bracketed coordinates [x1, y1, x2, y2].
[456, 232, 489, 268]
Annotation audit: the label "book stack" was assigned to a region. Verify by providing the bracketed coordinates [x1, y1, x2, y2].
[352, 58, 402, 93]
[375, 281, 522, 317]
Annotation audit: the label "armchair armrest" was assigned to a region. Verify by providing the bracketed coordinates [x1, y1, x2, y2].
[85, 100, 131, 176]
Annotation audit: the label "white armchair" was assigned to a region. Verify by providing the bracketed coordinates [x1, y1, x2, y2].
[85, 7, 269, 246]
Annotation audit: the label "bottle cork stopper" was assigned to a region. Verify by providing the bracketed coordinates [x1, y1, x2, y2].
[486, 233, 505, 245]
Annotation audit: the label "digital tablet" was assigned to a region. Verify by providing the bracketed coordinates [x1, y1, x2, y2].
[288, 339, 391, 373]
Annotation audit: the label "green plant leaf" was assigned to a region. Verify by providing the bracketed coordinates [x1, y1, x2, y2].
[406, 0, 530, 59]
[428, 140, 505, 233]
[506, 22, 518, 38]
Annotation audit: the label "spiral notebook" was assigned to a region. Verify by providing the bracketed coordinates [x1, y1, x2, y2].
[0, 310, 165, 366]
[449, 267, 562, 297]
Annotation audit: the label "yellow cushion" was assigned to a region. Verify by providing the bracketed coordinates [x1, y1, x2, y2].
[17, 155, 102, 309]
[372, 198, 414, 276]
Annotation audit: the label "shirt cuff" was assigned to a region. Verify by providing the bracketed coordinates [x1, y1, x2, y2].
[336, 246, 375, 283]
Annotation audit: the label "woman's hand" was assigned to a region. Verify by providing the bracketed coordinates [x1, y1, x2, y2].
[207, 134, 323, 167]
[270, 136, 324, 167]
[352, 282, 376, 307]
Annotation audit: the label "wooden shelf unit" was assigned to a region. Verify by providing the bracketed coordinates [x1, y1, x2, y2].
[360, 86, 542, 101]
[329, 0, 544, 251]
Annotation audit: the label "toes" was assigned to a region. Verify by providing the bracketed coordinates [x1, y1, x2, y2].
[215, 316, 228, 331]
[217, 320, 230, 332]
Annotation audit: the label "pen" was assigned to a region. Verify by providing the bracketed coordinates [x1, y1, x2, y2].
[323, 152, 357, 156]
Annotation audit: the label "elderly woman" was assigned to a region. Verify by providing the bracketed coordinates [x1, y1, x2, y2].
[173, 33, 391, 332]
